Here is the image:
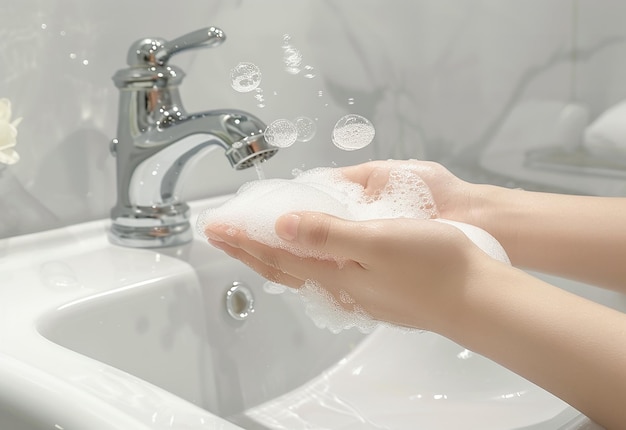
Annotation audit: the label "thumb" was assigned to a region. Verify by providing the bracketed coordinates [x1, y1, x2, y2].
[275, 212, 368, 259]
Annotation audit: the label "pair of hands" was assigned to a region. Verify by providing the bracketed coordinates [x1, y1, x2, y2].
[204, 160, 503, 332]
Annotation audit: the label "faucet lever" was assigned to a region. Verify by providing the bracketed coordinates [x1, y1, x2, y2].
[127, 26, 226, 67]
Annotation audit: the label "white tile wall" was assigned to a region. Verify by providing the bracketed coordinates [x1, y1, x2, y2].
[0, 0, 624, 239]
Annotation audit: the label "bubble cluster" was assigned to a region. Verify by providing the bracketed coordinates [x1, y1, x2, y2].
[332, 114, 376, 151]
[230, 62, 262, 93]
[264, 119, 298, 148]
[283, 46, 302, 75]
[300, 280, 377, 334]
[294, 116, 316, 142]
[281, 34, 316, 78]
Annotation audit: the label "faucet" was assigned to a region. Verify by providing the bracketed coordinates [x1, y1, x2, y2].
[108, 27, 277, 248]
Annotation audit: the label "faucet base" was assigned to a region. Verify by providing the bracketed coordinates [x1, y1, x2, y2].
[109, 203, 193, 248]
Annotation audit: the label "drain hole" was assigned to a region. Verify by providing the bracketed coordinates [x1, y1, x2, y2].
[225, 282, 255, 321]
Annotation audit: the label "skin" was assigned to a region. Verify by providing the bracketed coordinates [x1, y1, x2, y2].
[205, 160, 626, 429]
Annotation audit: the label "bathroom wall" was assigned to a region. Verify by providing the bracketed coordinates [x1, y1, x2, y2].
[0, 0, 625, 239]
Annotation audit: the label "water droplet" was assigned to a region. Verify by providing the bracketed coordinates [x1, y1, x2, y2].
[254, 87, 266, 108]
[303, 65, 316, 79]
[332, 114, 375, 151]
[40, 262, 80, 290]
[264, 119, 298, 148]
[294, 116, 316, 142]
[230, 62, 262, 93]
[282, 34, 292, 48]
[348, 97, 355, 105]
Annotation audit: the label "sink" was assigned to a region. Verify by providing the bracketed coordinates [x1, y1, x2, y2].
[0, 195, 609, 429]
[38, 222, 364, 420]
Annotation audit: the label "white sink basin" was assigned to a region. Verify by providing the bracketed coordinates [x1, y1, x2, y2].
[0, 195, 609, 429]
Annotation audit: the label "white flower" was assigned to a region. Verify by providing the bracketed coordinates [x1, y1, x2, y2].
[0, 98, 22, 165]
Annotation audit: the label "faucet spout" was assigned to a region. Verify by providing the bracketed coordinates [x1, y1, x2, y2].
[108, 27, 277, 248]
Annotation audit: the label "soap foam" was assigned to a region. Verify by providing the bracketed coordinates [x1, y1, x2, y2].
[197, 165, 509, 333]
[300, 280, 378, 334]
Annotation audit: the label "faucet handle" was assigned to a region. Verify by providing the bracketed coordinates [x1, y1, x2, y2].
[127, 26, 226, 67]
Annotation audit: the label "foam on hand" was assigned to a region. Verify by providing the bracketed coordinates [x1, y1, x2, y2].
[197, 165, 509, 333]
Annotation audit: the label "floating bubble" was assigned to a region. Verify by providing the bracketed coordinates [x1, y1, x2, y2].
[294, 116, 316, 142]
[332, 114, 375, 151]
[264, 119, 298, 148]
[230, 62, 262, 93]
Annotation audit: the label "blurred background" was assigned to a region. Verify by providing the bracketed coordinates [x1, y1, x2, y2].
[1, 0, 625, 239]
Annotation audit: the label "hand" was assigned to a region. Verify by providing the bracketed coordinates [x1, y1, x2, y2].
[205, 211, 498, 332]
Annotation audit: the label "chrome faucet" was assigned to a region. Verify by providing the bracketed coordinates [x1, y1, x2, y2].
[108, 27, 277, 248]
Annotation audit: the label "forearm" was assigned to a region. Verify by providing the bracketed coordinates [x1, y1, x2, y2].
[438, 262, 626, 430]
[470, 186, 626, 291]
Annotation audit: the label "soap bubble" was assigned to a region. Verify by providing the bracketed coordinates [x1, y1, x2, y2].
[230, 62, 262, 93]
[294, 116, 316, 142]
[264, 119, 298, 148]
[332, 114, 375, 151]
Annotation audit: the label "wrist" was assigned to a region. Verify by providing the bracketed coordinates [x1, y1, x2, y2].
[464, 184, 524, 258]
[432, 256, 522, 341]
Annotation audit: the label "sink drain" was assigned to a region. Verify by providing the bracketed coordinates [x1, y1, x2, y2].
[225, 282, 255, 321]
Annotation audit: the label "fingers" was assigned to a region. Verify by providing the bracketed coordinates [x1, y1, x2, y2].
[275, 211, 377, 262]
[340, 161, 391, 197]
[207, 238, 304, 288]
[205, 223, 358, 284]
